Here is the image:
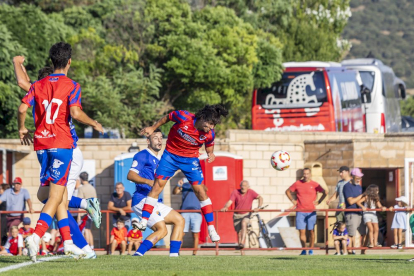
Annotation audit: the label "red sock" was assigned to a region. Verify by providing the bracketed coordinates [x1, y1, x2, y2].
[34, 220, 49, 238]
[59, 226, 72, 241]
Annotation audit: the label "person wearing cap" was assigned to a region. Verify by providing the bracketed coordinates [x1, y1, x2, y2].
[19, 217, 34, 239]
[173, 177, 205, 255]
[0, 177, 33, 231]
[327, 166, 352, 222]
[342, 168, 367, 254]
[389, 196, 411, 249]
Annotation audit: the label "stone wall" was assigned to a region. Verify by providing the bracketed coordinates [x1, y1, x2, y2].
[1, 131, 413, 248]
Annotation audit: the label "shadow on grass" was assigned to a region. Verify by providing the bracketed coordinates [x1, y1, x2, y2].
[269, 257, 298, 261]
[0, 259, 27, 264]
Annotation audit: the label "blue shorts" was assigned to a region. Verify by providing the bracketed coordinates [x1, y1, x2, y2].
[182, 212, 202, 233]
[37, 148, 73, 186]
[155, 150, 204, 185]
[296, 212, 317, 230]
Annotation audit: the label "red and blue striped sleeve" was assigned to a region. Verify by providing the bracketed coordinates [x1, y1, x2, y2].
[205, 129, 215, 147]
[21, 82, 36, 107]
[169, 110, 191, 123]
[69, 81, 82, 109]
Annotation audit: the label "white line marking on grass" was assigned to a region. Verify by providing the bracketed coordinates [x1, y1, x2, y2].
[0, 256, 65, 273]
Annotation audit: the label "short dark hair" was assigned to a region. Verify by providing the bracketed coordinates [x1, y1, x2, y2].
[195, 104, 228, 125]
[79, 171, 89, 182]
[37, 67, 54, 80]
[303, 168, 311, 173]
[49, 42, 72, 69]
[147, 128, 162, 139]
[116, 219, 125, 224]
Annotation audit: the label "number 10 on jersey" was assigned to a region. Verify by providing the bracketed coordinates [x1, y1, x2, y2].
[42, 99, 63, 124]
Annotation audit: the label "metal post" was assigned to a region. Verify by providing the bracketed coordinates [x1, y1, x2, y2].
[215, 210, 219, 256]
[325, 210, 329, 255]
[106, 211, 110, 249]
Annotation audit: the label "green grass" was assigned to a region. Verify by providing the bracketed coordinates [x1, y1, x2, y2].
[1, 255, 414, 276]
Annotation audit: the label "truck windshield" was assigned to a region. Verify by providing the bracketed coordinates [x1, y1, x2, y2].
[256, 71, 327, 109]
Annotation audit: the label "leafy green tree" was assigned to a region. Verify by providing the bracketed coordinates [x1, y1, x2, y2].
[102, 0, 284, 130]
[214, 0, 351, 62]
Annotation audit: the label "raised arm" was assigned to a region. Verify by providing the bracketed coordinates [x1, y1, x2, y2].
[140, 115, 170, 137]
[13, 56, 31, 92]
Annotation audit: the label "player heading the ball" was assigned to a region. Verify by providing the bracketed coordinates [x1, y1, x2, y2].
[137, 105, 228, 243]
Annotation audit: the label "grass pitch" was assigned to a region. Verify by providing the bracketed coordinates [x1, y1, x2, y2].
[0, 254, 413, 276]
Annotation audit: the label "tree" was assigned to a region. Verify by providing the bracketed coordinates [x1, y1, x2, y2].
[102, 0, 284, 130]
[214, 0, 351, 62]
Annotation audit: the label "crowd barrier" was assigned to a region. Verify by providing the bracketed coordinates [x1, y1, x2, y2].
[1, 208, 413, 255]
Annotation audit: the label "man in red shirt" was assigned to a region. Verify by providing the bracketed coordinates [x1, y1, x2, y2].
[221, 180, 263, 249]
[286, 168, 327, 255]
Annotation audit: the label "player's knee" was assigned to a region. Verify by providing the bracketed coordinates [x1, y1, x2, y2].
[176, 215, 185, 227]
[156, 226, 168, 238]
[192, 186, 207, 200]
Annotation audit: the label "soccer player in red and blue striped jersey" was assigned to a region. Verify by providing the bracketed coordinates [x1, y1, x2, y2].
[17, 42, 103, 261]
[13, 56, 100, 259]
[138, 105, 228, 243]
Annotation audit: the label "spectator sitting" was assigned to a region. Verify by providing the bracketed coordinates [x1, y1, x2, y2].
[127, 219, 143, 255]
[40, 232, 54, 255]
[108, 182, 132, 229]
[78, 171, 98, 249]
[0, 177, 33, 232]
[327, 166, 351, 222]
[389, 196, 411, 249]
[110, 219, 128, 255]
[285, 168, 327, 256]
[343, 168, 367, 254]
[19, 217, 34, 239]
[49, 217, 59, 247]
[221, 180, 263, 252]
[357, 184, 386, 248]
[173, 177, 205, 255]
[0, 226, 23, 256]
[332, 222, 349, 256]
